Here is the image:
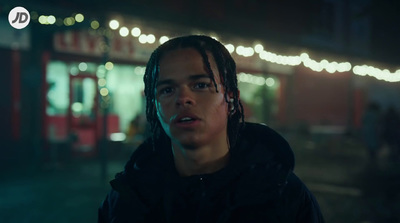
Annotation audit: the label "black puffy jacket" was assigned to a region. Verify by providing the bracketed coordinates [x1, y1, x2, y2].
[99, 123, 324, 223]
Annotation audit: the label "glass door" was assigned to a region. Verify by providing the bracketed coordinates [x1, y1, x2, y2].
[68, 74, 98, 157]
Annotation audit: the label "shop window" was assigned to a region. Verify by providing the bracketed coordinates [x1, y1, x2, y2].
[238, 73, 279, 125]
[46, 61, 69, 115]
[106, 65, 146, 133]
[45, 61, 147, 147]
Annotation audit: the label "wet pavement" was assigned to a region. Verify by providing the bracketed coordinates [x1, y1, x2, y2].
[1, 136, 399, 223]
[292, 135, 400, 223]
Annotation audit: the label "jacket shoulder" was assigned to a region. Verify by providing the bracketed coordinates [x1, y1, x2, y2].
[280, 173, 325, 222]
[122, 138, 170, 173]
[99, 139, 167, 223]
[238, 122, 295, 170]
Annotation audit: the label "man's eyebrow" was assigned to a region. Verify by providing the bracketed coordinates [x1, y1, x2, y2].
[156, 79, 174, 88]
[188, 74, 212, 80]
[156, 74, 211, 87]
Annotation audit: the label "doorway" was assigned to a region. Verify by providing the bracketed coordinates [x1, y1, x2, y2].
[68, 74, 98, 157]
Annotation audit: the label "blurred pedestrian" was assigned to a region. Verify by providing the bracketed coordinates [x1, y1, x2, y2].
[382, 106, 400, 162]
[361, 102, 382, 164]
[98, 35, 324, 222]
[126, 114, 147, 146]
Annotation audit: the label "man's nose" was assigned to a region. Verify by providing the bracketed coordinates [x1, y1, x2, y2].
[176, 87, 195, 106]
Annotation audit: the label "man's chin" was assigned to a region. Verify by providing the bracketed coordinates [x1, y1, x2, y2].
[172, 137, 203, 150]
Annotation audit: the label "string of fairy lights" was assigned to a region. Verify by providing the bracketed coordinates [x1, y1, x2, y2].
[31, 11, 400, 83]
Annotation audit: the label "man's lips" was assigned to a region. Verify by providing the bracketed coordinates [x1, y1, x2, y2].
[172, 113, 200, 124]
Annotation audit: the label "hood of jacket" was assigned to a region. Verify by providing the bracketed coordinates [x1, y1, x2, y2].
[231, 122, 294, 171]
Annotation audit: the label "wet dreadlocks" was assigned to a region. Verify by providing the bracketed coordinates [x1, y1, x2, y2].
[143, 35, 244, 149]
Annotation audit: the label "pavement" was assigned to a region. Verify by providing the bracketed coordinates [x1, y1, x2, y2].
[290, 134, 400, 223]
[1, 135, 400, 223]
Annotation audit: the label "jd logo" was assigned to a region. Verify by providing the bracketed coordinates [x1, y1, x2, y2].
[8, 7, 30, 29]
[12, 12, 29, 24]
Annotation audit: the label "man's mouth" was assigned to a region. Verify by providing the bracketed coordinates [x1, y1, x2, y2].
[173, 113, 200, 124]
[178, 117, 196, 123]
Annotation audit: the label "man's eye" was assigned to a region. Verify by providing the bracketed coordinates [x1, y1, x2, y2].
[194, 82, 210, 89]
[159, 87, 174, 95]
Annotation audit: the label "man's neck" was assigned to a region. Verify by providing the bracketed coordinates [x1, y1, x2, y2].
[171, 141, 230, 177]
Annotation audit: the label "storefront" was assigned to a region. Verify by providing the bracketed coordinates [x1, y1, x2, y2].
[45, 59, 147, 156]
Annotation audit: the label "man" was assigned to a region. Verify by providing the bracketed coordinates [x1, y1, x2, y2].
[98, 35, 324, 222]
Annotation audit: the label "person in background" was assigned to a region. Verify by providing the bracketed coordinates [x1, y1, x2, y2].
[382, 106, 400, 162]
[361, 102, 382, 165]
[98, 35, 324, 222]
[125, 114, 147, 147]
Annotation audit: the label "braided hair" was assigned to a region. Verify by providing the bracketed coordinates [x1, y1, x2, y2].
[143, 35, 244, 149]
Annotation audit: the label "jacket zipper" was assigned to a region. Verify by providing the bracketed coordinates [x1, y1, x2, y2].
[195, 176, 206, 223]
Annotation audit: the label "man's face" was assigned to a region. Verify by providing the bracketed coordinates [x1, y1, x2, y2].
[155, 48, 230, 149]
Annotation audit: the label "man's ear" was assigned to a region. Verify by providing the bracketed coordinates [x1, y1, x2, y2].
[227, 90, 240, 101]
[227, 91, 240, 115]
